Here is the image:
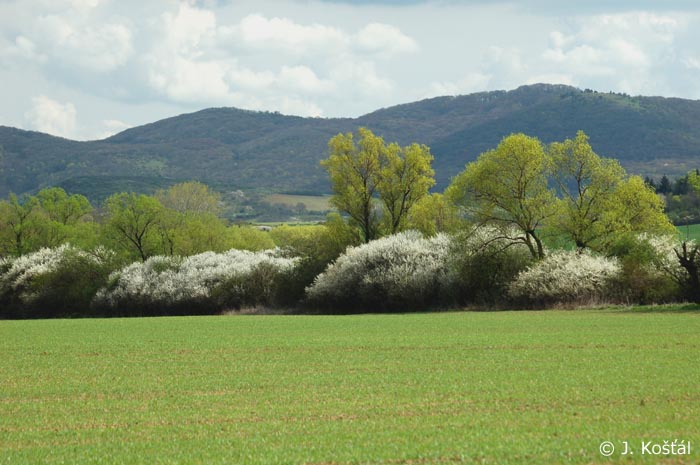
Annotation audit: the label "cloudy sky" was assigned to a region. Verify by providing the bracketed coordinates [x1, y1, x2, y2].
[1, 0, 699, 140]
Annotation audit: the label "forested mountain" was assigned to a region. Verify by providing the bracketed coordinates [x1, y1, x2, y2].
[2, 83, 700, 200]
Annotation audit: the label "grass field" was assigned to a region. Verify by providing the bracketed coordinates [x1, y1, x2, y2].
[265, 194, 331, 212]
[677, 223, 700, 241]
[2, 307, 700, 464]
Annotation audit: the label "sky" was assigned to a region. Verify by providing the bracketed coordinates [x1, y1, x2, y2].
[1, 0, 699, 140]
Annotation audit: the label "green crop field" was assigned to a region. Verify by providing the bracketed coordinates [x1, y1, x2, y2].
[677, 223, 700, 241]
[2, 307, 700, 464]
[265, 194, 331, 212]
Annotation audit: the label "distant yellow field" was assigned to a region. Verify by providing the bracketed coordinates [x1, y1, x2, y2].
[265, 194, 331, 212]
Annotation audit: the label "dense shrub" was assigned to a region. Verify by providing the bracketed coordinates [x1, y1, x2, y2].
[643, 235, 699, 302]
[508, 250, 621, 305]
[94, 249, 298, 315]
[0, 245, 120, 318]
[306, 231, 452, 312]
[447, 226, 533, 304]
[270, 214, 360, 306]
[607, 233, 683, 303]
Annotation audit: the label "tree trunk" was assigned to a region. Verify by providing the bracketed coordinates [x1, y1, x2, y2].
[675, 242, 700, 303]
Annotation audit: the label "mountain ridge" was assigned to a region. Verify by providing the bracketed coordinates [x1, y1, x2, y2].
[2, 83, 699, 200]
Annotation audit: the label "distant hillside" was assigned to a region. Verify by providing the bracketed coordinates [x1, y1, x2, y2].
[2, 84, 700, 200]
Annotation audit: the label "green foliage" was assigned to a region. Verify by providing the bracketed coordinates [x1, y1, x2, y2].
[225, 225, 275, 251]
[270, 214, 360, 305]
[156, 181, 221, 215]
[447, 133, 555, 259]
[606, 234, 681, 304]
[25, 248, 122, 318]
[103, 192, 164, 261]
[548, 131, 625, 249]
[448, 227, 533, 305]
[406, 193, 462, 237]
[377, 142, 435, 234]
[0, 194, 43, 256]
[322, 128, 383, 242]
[548, 132, 675, 251]
[614, 176, 674, 233]
[448, 131, 676, 258]
[0, 188, 96, 256]
[322, 128, 435, 242]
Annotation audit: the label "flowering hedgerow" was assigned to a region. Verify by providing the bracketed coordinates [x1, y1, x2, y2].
[305, 231, 453, 311]
[508, 250, 621, 304]
[446, 225, 534, 304]
[94, 249, 298, 314]
[639, 233, 691, 283]
[0, 245, 117, 317]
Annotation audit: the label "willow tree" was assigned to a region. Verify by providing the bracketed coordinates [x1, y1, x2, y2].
[103, 193, 164, 261]
[548, 131, 626, 250]
[322, 128, 434, 242]
[378, 142, 435, 234]
[548, 131, 675, 251]
[447, 133, 555, 259]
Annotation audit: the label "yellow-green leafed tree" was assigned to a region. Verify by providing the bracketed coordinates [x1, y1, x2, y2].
[605, 176, 676, 239]
[686, 170, 700, 193]
[446, 133, 555, 259]
[0, 194, 43, 256]
[378, 142, 435, 234]
[322, 128, 382, 243]
[225, 225, 275, 251]
[156, 181, 221, 216]
[547, 130, 626, 250]
[103, 192, 164, 261]
[407, 193, 462, 237]
[154, 182, 227, 256]
[322, 128, 435, 242]
[548, 131, 675, 251]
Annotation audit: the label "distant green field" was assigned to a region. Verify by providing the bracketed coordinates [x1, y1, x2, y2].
[2, 307, 700, 464]
[677, 223, 700, 241]
[265, 194, 331, 212]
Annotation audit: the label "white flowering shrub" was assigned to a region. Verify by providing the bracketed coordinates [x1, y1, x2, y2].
[605, 233, 686, 303]
[508, 250, 621, 304]
[642, 233, 690, 283]
[447, 225, 533, 304]
[306, 231, 453, 311]
[94, 249, 298, 315]
[0, 245, 118, 318]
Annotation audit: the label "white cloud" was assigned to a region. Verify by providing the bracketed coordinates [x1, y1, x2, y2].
[103, 118, 130, 133]
[94, 118, 131, 139]
[225, 13, 348, 54]
[683, 56, 700, 69]
[148, 57, 233, 104]
[329, 60, 394, 95]
[162, 3, 217, 57]
[24, 95, 77, 138]
[277, 66, 336, 94]
[427, 72, 491, 97]
[142, 5, 408, 113]
[0, 36, 48, 64]
[30, 14, 133, 72]
[354, 23, 418, 55]
[525, 73, 576, 86]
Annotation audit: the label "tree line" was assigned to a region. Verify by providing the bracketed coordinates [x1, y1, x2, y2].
[2, 128, 699, 318]
[0, 182, 275, 260]
[323, 129, 674, 257]
[645, 171, 700, 225]
[322, 129, 699, 300]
